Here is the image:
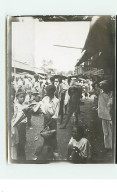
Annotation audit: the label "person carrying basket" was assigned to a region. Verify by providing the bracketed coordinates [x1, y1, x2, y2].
[39, 85, 60, 160]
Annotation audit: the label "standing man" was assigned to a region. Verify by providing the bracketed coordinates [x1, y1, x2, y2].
[50, 77, 55, 86]
[60, 84, 82, 129]
[57, 77, 68, 124]
[98, 80, 113, 156]
[41, 85, 60, 159]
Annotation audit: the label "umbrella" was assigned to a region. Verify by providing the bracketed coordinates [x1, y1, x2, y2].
[67, 75, 77, 79]
[51, 75, 67, 80]
[78, 78, 86, 82]
[19, 72, 29, 75]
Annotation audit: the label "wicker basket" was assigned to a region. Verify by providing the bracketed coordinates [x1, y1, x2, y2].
[40, 126, 56, 139]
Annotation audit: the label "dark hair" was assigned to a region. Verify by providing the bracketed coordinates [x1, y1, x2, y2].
[16, 88, 25, 97]
[68, 77, 71, 85]
[46, 85, 56, 92]
[58, 77, 62, 83]
[72, 124, 84, 141]
[77, 125, 84, 138]
[99, 80, 112, 93]
[92, 81, 99, 89]
[50, 77, 55, 82]
[34, 74, 39, 81]
[101, 84, 112, 93]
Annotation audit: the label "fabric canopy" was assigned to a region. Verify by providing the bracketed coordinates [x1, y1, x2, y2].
[76, 50, 93, 66]
[76, 16, 115, 71]
[83, 16, 114, 54]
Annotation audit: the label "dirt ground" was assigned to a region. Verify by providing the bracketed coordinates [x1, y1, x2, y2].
[25, 95, 114, 163]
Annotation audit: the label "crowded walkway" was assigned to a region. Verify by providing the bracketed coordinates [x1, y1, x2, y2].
[11, 73, 114, 163]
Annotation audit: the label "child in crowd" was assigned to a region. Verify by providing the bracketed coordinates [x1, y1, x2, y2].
[34, 85, 60, 160]
[25, 89, 32, 128]
[67, 124, 91, 163]
[31, 90, 42, 114]
[11, 89, 31, 160]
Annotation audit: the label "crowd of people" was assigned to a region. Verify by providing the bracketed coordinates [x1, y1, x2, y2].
[10, 72, 114, 163]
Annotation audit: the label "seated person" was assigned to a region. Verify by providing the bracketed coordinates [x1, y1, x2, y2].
[67, 124, 91, 163]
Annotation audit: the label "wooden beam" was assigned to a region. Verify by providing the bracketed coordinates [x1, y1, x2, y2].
[53, 45, 82, 49]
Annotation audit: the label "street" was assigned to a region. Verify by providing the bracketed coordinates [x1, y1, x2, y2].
[25, 95, 113, 163]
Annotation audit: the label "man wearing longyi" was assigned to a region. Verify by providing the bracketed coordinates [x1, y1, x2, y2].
[40, 85, 60, 159]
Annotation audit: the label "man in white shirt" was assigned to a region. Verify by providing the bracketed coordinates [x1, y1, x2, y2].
[56, 77, 68, 124]
[98, 80, 113, 152]
[40, 85, 60, 159]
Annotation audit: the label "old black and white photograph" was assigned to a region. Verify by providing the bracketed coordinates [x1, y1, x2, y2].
[7, 15, 116, 164]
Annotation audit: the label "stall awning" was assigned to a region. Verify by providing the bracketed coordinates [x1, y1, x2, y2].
[83, 16, 114, 54]
[83, 68, 104, 76]
[76, 50, 93, 66]
[76, 16, 115, 69]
